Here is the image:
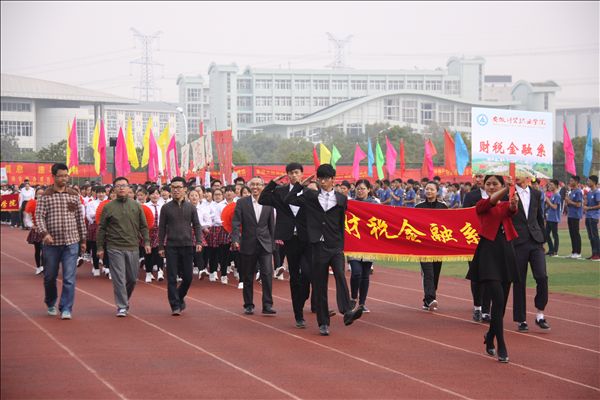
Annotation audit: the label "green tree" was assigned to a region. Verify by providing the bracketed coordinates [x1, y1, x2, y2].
[37, 139, 67, 162]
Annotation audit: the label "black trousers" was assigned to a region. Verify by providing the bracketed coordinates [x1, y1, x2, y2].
[145, 247, 164, 273]
[545, 221, 559, 254]
[207, 245, 229, 276]
[567, 218, 582, 254]
[420, 261, 442, 304]
[310, 243, 351, 327]
[240, 246, 273, 309]
[283, 236, 310, 321]
[349, 259, 372, 305]
[87, 240, 99, 269]
[470, 280, 491, 314]
[33, 242, 43, 268]
[165, 246, 194, 310]
[513, 240, 548, 322]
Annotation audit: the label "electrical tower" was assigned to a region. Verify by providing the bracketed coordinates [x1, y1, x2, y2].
[130, 28, 163, 102]
[326, 32, 353, 69]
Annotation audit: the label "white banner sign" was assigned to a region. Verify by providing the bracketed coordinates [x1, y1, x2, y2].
[204, 132, 213, 166]
[191, 138, 206, 171]
[471, 107, 553, 178]
[181, 144, 190, 175]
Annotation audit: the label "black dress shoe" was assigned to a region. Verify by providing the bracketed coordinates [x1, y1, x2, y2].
[473, 309, 482, 322]
[262, 306, 277, 315]
[244, 306, 254, 315]
[295, 319, 306, 329]
[517, 322, 529, 332]
[483, 333, 496, 356]
[343, 306, 364, 326]
[498, 348, 509, 363]
[535, 318, 551, 330]
[481, 313, 491, 323]
[319, 324, 329, 336]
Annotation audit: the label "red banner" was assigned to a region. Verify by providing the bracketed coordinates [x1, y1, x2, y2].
[344, 200, 482, 262]
[0, 194, 20, 212]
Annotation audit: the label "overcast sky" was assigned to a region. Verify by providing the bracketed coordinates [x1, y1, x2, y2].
[1, 1, 598, 108]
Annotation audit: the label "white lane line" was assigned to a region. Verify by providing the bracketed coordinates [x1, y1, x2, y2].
[1, 252, 302, 400]
[1, 294, 127, 400]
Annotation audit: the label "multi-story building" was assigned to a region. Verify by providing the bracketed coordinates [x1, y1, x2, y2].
[176, 74, 210, 142]
[555, 107, 600, 142]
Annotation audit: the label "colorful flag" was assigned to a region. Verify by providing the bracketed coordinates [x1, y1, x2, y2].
[158, 125, 170, 173]
[583, 121, 593, 177]
[66, 121, 71, 169]
[399, 138, 405, 178]
[375, 140, 385, 180]
[563, 121, 577, 176]
[320, 143, 332, 164]
[454, 131, 469, 175]
[199, 121, 204, 137]
[147, 130, 160, 182]
[367, 137, 374, 177]
[125, 118, 139, 169]
[99, 120, 107, 174]
[443, 129, 457, 174]
[331, 144, 342, 169]
[352, 143, 367, 181]
[312, 146, 320, 168]
[92, 120, 100, 174]
[141, 116, 153, 167]
[115, 127, 131, 177]
[67, 117, 79, 171]
[166, 135, 180, 180]
[385, 136, 397, 177]
[421, 139, 436, 180]
[191, 137, 206, 171]
[181, 144, 190, 175]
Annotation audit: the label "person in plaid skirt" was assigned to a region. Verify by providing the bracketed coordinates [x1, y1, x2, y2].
[85, 186, 107, 277]
[206, 188, 231, 284]
[144, 186, 165, 283]
[24, 187, 46, 275]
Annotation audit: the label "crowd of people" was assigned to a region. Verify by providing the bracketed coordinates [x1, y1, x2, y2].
[3, 161, 600, 363]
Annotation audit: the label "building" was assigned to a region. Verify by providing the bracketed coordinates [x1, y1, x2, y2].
[0, 73, 137, 156]
[483, 75, 513, 102]
[176, 74, 210, 142]
[555, 107, 600, 142]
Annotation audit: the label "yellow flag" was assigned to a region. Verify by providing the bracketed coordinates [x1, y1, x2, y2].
[66, 121, 71, 168]
[125, 118, 139, 169]
[92, 120, 100, 174]
[158, 125, 170, 170]
[320, 143, 331, 164]
[141, 116, 153, 167]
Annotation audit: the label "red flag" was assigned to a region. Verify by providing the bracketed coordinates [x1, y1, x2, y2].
[213, 129, 233, 184]
[148, 131, 160, 181]
[399, 139, 405, 178]
[199, 121, 204, 138]
[98, 120, 107, 174]
[166, 135, 180, 180]
[313, 146, 320, 168]
[563, 121, 577, 176]
[115, 127, 130, 177]
[421, 139, 435, 180]
[385, 136, 397, 177]
[352, 143, 367, 181]
[68, 117, 79, 169]
[443, 129, 457, 174]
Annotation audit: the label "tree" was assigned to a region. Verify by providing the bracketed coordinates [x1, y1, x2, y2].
[0, 134, 20, 161]
[37, 140, 67, 162]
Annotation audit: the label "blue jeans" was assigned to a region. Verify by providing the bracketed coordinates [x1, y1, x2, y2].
[43, 243, 79, 313]
[585, 218, 600, 256]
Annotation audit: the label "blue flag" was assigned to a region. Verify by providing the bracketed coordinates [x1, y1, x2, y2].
[454, 131, 469, 175]
[583, 121, 593, 178]
[367, 137, 374, 177]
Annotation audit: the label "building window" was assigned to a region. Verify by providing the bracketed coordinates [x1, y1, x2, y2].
[331, 97, 347, 104]
[294, 97, 310, 107]
[227, 73, 231, 93]
[294, 80, 310, 90]
[351, 80, 367, 90]
[255, 96, 272, 107]
[227, 96, 231, 110]
[255, 79, 272, 90]
[425, 80, 442, 91]
[107, 111, 118, 137]
[420, 103, 435, 125]
[275, 113, 292, 121]
[313, 97, 330, 107]
[187, 119, 200, 135]
[274, 80, 291, 90]
[255, 113, 272, 123]
[369, 80, 386, 90]
[402, 100, 417, 123]
[313, 80, 329, 91]
[290, 130, 306, 138]
[384, 98, 400, 120]
[237, 97, 252, 108]
[444, 80, 460, 95]
[387, 80, 404, 90]
[1, 101, 32, 112]
[331, 80, 348, 90]
[187, 104, 201, 117]
[439, 104, 454, 125]
[457, 108, 471, 126]
[0, 120, 33, 136]
[203, 94, 209, 103]
[159, 113, 170, 132]
[294, 113, 307, 119]
[406, 80, 423, 90]
[544, 93, 549, 111]
[186, 88, 202, 102]
[237, 79, 252, 90]
[237, 113, 253, 124]
[274, 96, 292, 106]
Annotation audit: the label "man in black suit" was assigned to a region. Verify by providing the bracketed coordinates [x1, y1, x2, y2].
[512, 177, 551, 332]
[462, 173, 491, 323]
[259, 162, 311, 328]
[284, 164, 362, 336]
[231, 177, 276, 316]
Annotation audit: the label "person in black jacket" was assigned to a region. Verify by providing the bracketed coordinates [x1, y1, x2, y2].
[259, 162, 311, 328]
[415, 181, 448, 310]
[284, 164, 362, 336]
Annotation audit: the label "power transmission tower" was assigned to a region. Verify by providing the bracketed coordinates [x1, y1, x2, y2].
[326, 32, 353, 69]
[130, 28, 163, 102]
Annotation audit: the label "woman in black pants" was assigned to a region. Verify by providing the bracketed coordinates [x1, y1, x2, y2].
[415, 181, 447, 311]
[467, 175, 519, 363]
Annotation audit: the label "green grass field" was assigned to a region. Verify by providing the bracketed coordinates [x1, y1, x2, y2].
[376, 228, 600, 298]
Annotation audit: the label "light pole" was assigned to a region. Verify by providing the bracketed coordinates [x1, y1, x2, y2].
[176, 106, 188, 146]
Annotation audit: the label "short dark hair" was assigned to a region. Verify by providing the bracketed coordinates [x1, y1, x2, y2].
[136, 187, 148, 195]
[483, 175, 505, 186]
[113, 176, 129, 185]
[94, 185, 106, 193]
[316, 164, 335, 178]
[589, 175, 599, 185]
[433, 176, 441, 181]
[51, 163, 69, 176]
[340, 180, 351, 189]
[161, 185, 171, 192]
[570, 175, 581, 183]
[210, 179, 221, 187]
[425, 181, 440, 190]
[550, 179, 559, 187]
[286, 162, 303, 173]
[147, 185, 160, 195]
[234, 177, 245, 184]
[224, 184, 236, 193]
[383, 179, 390, 186]
[170, 176, 187, 186]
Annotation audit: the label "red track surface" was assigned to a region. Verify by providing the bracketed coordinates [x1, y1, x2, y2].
[2, 225, 599, 399]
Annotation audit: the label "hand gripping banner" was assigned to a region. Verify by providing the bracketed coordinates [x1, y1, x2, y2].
[344, 200, 482, 262]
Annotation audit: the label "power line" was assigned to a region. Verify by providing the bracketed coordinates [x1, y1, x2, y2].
[130, 28, 162, 102]
[3, 48, 134, 73]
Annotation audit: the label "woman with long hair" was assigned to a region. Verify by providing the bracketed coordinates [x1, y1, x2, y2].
[24, 187, 46, 275]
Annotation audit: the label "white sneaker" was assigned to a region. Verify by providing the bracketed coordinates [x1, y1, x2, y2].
[274, 266, 286, 278]
[237, 282, 244, 289]
[209, 272, 218, 282]
[221, 276, 228, 285]
[157, 269, 164, 281]
[35, 266, 44, 275]
[108, 272, 112, 280]
[152, 265, 158, 272]
[145, 272, 154, 283]
[193, 267, 199, 275]
[255, 271, 260, 281]
[227, 265, 233, 274]
[102, 267, 110, 276]
[233, 270, 240, 280]
[198, 269, 209, 280]
[92, 268, 101, 277]
[571, 253, 582, 259]
[177, 276, 183, 282]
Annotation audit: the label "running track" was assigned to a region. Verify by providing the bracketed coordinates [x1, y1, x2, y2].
[1, 226, 599, 399]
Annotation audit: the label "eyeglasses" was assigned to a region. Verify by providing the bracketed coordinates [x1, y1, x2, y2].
[115, 184, 129, 189]
[356, 187, 368, 191]
[171, 185, 184, 190]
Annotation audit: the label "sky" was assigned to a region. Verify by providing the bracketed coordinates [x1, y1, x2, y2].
[1, 1, 598, 108]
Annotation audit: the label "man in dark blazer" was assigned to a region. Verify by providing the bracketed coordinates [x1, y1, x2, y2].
[462, 174, 491, 323]
[284, 164, 362, 336]
[512, 177, 551, 332]
[259, 162, 311, 328]
[231, 177, 276, 316]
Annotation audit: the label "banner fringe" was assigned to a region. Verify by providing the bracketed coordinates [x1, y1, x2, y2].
[344, 251, 474, 263]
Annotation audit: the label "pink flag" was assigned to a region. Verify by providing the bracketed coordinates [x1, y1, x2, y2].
[68, 117, 79, 168]
[385, 136, 397, 177]
[115, 127, 131, 177]
[352, 144, 367, 181]
[99, 120, 107, 174]
[166, 135, 180, 180]
[148, 130, 159, 181]
[421, 139, 435, 180]
[199, 121, 204, 137]
[399, 139, 405, 178]
[563, 121, 577, 176]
